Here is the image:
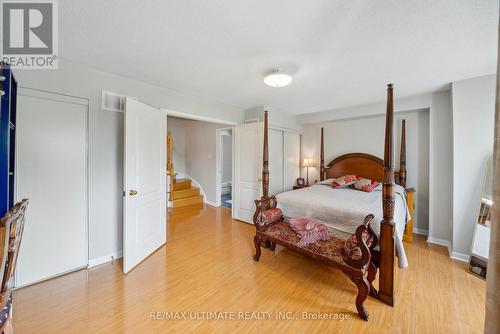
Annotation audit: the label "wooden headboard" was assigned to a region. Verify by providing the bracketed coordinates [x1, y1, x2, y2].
[325, 153, 384, 182]
[320, 120, 407, 187]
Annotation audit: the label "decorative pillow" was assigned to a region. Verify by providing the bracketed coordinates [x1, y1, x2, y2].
[256, 208, 283, 226]
[317, 178, 334, 185]
[331, 175, 359, 188]
[353, 178, 380, 192]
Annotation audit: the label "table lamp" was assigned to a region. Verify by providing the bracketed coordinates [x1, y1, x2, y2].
[302, 157, 313, 185]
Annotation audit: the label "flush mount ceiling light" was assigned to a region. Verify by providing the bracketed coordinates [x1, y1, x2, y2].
[264, 69, 292, 88]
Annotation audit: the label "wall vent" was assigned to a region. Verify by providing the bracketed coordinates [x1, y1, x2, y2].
[101, 90, 126, 112]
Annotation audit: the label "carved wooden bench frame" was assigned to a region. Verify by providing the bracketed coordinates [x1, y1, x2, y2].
[252, 196, 378, 320]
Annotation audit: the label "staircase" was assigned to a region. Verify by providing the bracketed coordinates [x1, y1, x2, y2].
[171, 178, 204, 208]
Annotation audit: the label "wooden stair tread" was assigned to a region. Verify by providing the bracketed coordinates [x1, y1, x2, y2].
[173, 179, 191, 191]
[173, 195, 204, 208]
[172, 187, 200, 200]
[174, 178, 190, 183]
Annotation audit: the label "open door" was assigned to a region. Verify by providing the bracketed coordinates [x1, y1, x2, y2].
[123, 98, 167, 273]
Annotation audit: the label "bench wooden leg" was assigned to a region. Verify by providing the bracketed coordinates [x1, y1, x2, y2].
[367, 261, 378, 298]
[344, 271, 370, 321]
[253, 235, 261, 261]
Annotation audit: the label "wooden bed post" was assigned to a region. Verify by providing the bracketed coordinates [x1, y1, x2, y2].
[378, 84, 396, 306]
[399, 120, 407, 188]
[320, 128, 325, 181]
[262, 111, 270, 202]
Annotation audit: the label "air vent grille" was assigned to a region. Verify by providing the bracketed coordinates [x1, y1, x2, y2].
[102, 90, 126, 112]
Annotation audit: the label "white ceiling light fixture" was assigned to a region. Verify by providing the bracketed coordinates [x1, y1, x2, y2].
[264, 69, 293, 88]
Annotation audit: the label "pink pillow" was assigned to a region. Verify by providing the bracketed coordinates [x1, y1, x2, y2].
[256, 208, 283, 226]
[332, 175, 359, 188]
[353, 178, 380, 192]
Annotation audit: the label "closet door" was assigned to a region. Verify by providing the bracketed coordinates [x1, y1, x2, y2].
[284, 132, 300, 191]
[16, 88, 88, 287]
[233, 122, 261, 223]
[268, 128, 284, 195]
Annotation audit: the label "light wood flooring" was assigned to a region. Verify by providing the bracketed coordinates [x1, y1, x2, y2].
[12, 205, 486, 333]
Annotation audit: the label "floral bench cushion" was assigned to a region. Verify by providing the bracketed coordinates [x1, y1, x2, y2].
[261, 221, 359, 266]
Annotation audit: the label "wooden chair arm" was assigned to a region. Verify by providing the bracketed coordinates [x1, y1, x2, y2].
[341, 214, 377, 270]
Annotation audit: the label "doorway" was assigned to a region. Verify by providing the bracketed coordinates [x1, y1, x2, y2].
[217, 128, 233, 209]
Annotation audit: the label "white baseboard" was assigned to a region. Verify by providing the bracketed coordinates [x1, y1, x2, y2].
[450, 251, 470, 262]
[205, 200, 220, 207]
[414, 228, 429, 236]
[88, 251, 123, 268]
[427, 236, 452, 256]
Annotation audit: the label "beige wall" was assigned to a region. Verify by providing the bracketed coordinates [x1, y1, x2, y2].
[167, 116, 230, 204]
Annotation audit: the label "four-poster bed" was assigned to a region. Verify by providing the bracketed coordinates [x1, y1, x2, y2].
[252, 84, 406, 319]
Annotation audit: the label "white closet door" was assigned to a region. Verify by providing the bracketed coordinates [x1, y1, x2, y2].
[268, 128, 284, 195]
[284, 132, 300, 191]
[233, 122, 261, 223]
[16, 88, 88, 287]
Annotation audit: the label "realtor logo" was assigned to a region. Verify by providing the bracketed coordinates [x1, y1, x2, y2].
[1, 0, 58, 69]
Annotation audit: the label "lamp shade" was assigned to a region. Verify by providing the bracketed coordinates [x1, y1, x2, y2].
[302, 157, 313, 167]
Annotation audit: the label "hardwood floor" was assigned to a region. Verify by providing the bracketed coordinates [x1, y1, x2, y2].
[13, 205, 485, 333]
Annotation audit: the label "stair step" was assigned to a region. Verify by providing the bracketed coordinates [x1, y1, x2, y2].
[173, 195, 203, 208]
[172, 187, 200, 200]
[173, 178, 191, 190]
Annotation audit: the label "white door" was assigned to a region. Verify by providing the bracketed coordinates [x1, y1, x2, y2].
[16, 88, 88, 287]
[269, 128, 284, 195]
[284, 132, 300, 191]
[123, 98, 167, 273]
[233, 122, 261, 223]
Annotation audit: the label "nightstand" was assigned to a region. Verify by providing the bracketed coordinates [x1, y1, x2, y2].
[293, 184, 310, 190]
[403, 188, 415, 243]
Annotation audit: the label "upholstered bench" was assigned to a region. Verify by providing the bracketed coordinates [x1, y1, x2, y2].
[252, 195, 378, 321]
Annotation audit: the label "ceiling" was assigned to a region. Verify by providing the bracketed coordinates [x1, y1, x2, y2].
[61, 0, 499, 114]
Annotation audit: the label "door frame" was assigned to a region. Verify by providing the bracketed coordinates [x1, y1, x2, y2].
[215, 127, 234, 208]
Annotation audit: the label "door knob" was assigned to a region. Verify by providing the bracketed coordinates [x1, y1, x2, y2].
[129, 190, 138, 196]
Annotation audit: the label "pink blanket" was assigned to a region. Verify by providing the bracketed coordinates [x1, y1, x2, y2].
[288, 218, 331, 247]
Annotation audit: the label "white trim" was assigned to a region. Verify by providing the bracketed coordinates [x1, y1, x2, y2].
[414, 228, 429, 236]
[88, 251, 123, 268]
[216, 127, 233, 207]
[427, 236, 452, 256]
[14, 265, 88, 290]
[204, 200, 220, 207]
[451, 251, 470, 262]
[163, 109, 237, 126]
[269, 124, 301, 135]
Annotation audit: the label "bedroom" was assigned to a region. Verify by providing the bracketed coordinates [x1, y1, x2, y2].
[0, 1, 499, 333]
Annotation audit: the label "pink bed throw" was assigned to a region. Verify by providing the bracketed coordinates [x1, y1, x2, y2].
[287, 218, 331, 247]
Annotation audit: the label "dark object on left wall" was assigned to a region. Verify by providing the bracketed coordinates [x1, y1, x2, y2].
[0, 62, 17, 218]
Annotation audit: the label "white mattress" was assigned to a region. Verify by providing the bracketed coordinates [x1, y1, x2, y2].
[276, 184, 410, 268]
